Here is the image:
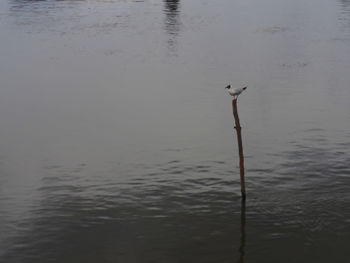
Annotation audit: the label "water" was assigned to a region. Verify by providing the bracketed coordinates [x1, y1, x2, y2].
[1, 0, 350, 262]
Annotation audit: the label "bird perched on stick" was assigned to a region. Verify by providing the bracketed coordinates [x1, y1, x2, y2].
[225, 85, 247, 99]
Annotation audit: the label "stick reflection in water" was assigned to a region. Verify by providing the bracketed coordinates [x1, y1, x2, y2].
[238, 199, 246, 263]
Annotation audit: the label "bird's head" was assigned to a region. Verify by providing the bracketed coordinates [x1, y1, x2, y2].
[243, 86, 247, 90]
[225, 85, 231, 89]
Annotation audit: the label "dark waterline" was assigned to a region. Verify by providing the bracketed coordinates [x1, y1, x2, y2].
[1, 0, 350, 262]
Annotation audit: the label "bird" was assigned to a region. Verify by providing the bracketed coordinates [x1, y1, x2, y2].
[225, 85, 247, 99]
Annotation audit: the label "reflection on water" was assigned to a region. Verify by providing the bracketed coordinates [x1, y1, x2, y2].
[340, 0, 350, 7]
[238, 200, 246, 263]
[338, 0, 350, 31]
[163, 0, 181, 53]
[1, 0, 350, 262]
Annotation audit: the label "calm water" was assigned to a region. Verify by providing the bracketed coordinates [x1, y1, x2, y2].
[1, 0, 350, 262]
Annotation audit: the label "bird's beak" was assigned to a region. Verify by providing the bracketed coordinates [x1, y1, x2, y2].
[225, 85, 230, 89]
[243, 86, 247, 90]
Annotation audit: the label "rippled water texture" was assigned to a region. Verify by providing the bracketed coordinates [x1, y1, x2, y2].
[1, 0, 350, 262]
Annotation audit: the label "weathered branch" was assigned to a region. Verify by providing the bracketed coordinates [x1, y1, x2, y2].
[232, 99, 246, 200]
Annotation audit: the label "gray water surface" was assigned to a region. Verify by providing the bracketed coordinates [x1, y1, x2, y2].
[1, 0, 350, 262]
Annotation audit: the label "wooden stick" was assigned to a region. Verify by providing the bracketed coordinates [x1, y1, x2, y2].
[232, 99, 246, 200]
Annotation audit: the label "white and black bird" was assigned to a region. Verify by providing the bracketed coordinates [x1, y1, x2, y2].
[225, 85, 247, 99]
